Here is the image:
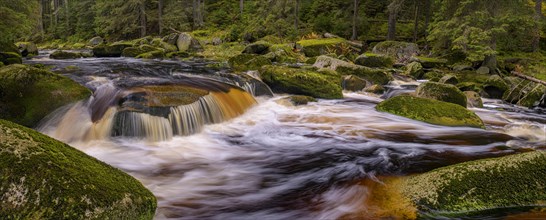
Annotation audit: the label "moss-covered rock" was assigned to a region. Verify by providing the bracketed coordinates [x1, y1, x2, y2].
[404, 62, 424, 79]
[464, 91, 483, 108]
[166, 51, 190, 59]
[297, 38, 347, 57]
[342, 75, 367, 91]
[0, 52, 22, 65]
[415, 56, 447, 68]
[289, 95, 317, 106]
[456, 82, 483, 93]
[16, 42, 38, 57]
[502, 77, 546, 108]
[314, 55, 392, 85]
[242, 41, 271, 55]
[92, 42, 133, 57]
[484, 75, 509, 99]
[228, 54, 272, 71]
[401, 151, 546, 216]
[88, 36, 104, 47]
[0, 119, 157, 219]
[0, 64, 91, 127]
[372, 41, 419, 61]
[177, 32, 203, 52]
[439, 75, 459, 85]
[121, 47, 143, 57]
[50, 50, 82, 59]
[376, 96, 484, 128]
[416, 82, 467, 107]
[260, 65, 343, 99]
[354, 53, 394, 68]
[365, 84, 385, 94]
[136, 50, 165, 59]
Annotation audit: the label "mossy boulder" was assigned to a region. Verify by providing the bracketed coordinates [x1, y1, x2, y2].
[50, 50, 82, 59]
[289, 95, 317, 106]
[242, 41, 271, 55]
[228, 54, 272, 71]
[354, 53, 394, 68]
[404, 62, 424, 79]
[166, 51, 190, 59]
[464, 91, 483, 108]
[297, 38, 347, 57]
[314, 55, 392, 85]
[502, 77, 546, 108]
[439, 75, 459, 85]
[88, 36, 104, 47]
[92, 42, 133, 57]
[365, 84, 385, 94]
[260, 65, 343, 99]
[0, 119, 157, 219]
[342, 75, 367, 91]
[484, 75, 509, 99]
[457, 82, 483, 93]
[0, 52, 22, 65]
[416, 82, 467, 107]
[177, 32, 203, 52]
[401, 151, 546, 216]
[16, 42, 38, 57]
[0, 64, 91, 127]
[136, 50, 165, 59]
[415, 56, 447, 68]
[121, 47, 143, 57]
[372, 41, 419, 61]
[376, 96, 484, 128]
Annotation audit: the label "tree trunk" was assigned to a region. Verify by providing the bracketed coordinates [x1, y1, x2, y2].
[39, 0, 44, 34]
[53, 0, 59, 26]
[533, 0, 542, 52]
[139, 1, 146, 37]
[240, 0, 243, 15]
[294, 0, 300, 38]
[412, 1, 419, 42]
[192, 0, 197, 29]
[387, 0, 405, 41]
[351, 0, 359, 40]
[64, 0, 69, 32]
[158, 0, 163, 35]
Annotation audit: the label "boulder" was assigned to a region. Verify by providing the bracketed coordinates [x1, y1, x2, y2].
[314, 55, 392, 85]
[88, 36, 104, 47]
[376, 95, 484, 128]
[162, 33, 179, 46]
[122, 45, 160, 57]
[289, 95, 317, 106]
[177, 32, 203, 52]
[0, 119, 157, 219]
[260, 65, 343, 99]
[0, 52, 22, 65]
[476, 66, 490, 74]
[136, 50, 165, 59]
[502, 77, 546, 107]
[401, 151, 546, 216]
[16, 42, 38, 57]
[404, 62, 424, 79]
[297, 38, 347, 57]
[464, 91, 483, 108]
[438, 75, 459, 85]
[365, 84, 385, 94]
[228, 54, 272, 71]
[166, 51, 190, 59]
[484, 75, 509, 99]
[457, 82, 483, 93]
[0, 64, 91, 127]
[372, 41, 419, 61]
[354, 53, 394, 68]
[415, 82, 467, 107]
[342, 75, 367, 91]
[414, 56, 447, 68]
[50, 50, 82, 59]
[93, 42, 133, 57]
[242, 41, 271, 55]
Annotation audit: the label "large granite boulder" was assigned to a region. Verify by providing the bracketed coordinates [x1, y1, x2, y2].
[416, 82, 467, 107]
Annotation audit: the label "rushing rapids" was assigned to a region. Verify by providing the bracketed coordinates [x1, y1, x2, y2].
[27, 53, 546, 219]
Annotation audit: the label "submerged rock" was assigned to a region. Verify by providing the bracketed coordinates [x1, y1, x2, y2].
[50, 50, 82, 59]
[376, 95, 484, 128]
[354, 53, 394, 68]
[416, 82, 467, 107]
[16, 42, 38, 57]
[0, 119, 157, 219]
[0, 64, 91, 127]
[342, 75, 367, 91]
[260, 65, 343, 99]
[464, 91, 483, 108]
[314, 55, 392, 85]
[365, 84, 385, 94]
[288, 95, 317, 106]
[228, 54, 272, 71]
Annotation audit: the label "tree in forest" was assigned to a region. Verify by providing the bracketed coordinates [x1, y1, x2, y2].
[387, 0, 405, 40]
[532, 0, 543, 52]
[0, 0, 37, 47]
[351, 0, 359, 40]
[94, 0, 150, 40]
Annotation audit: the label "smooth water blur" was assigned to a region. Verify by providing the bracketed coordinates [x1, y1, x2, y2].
[29, 54, 546, 219]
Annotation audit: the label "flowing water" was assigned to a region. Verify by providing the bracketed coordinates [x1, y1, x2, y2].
[27, 52, 546, 219]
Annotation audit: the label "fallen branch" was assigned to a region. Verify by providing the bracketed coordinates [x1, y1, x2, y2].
[511, 71, 546, 87]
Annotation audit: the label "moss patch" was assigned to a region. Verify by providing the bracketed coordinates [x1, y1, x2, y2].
[297, 38, 347, 57]
[416, 82, 467, 107]
[401, 151, 546, 216]
[354, 53, 394, 68]
[376, 96, 484, 128]
[228, 54, 272, 71]
[0, 64, 91, 127]
[260, 65, 343, 99]
[50, 50, 82, 59]
[314, 55, 392, 85]
[93, 43, 133, 57]
[0, 52, 22, 65]
[0, 119, 157, 219]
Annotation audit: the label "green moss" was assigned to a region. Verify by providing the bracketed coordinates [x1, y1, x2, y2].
[342, 75, 367, 91]
[50, 50, 82, 59]
[121, 47, 143, 57]
[456, 82, 483, 93]
[0, 52, 22, 65]
[376, 96, 484, 128]
[260, 65, 343, 99]
[314, 55, 392, 85]
[401, 151, 546, 216]
[136, 50, 165, 59]
[297, 38, 347, 57]
[0, 64, 91, 127]
[166, 51, 190, 59]
[0, 119, 157, 219]
[228, 54, 272, 71]
[199, 43, 245, 62]
[416, 56, 447, 68]
[502, 77, 546, 107]
[484, 75, 509, 99]
[439, 75, 459, 85]
[92, 43, 133, 57]
[416, 82, 467, 107]
[354, 53, 394, 68]
[464, 91, 483, 108]
[405, 62, 424, 79]
[242, 41, 271, 55]
[289, 95, 317, 105]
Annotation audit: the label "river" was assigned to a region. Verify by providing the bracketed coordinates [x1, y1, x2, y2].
[27, 52, 546, 219]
